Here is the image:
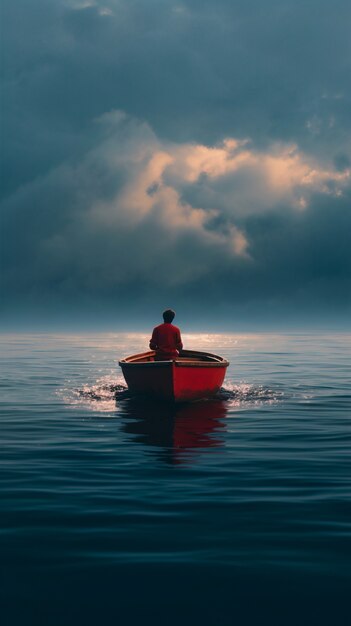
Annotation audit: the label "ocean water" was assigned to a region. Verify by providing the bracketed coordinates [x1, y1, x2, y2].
[1, 332, 350, 626]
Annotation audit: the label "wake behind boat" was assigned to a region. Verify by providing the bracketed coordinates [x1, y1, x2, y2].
[119, 349, 229, 403]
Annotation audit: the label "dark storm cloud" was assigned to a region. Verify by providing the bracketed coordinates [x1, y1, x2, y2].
[1, 0, 351, 325]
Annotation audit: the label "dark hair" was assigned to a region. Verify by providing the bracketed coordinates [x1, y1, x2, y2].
[163, 309, 175, 323]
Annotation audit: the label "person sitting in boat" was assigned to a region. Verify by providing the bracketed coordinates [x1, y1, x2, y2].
[149, 309, 183, 360]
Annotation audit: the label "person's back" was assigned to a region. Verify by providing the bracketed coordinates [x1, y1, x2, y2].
[149, 309, 183, 360]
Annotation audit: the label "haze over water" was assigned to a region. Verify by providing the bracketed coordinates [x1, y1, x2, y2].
[1, 331, 350, 625]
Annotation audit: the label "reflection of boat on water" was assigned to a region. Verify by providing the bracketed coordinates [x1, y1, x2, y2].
[119, 397, 228, 464]
[172, 401, 227, 450]
[119, 350, 229, 403]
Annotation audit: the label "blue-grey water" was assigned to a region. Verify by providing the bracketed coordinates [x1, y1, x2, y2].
[1, 332, 350, 626]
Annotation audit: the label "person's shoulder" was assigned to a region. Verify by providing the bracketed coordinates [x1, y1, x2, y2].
[154, 323, 164, 331]
[171, 324, 180, 332]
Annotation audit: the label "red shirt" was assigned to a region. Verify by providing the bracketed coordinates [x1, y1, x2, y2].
[149, 323, 183, 358]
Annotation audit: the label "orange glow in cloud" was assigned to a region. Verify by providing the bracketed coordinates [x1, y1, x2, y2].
[87, 117, 350, 266]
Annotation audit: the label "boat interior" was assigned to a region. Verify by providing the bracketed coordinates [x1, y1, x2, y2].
[120, 350, 227, 365]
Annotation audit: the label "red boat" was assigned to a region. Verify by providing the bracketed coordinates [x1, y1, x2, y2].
[119, 349, 229, 403]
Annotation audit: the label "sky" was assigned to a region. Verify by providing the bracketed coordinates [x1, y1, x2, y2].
[1, 0, 351, 330]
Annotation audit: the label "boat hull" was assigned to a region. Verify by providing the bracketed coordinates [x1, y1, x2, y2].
[119, 350, 229, 403]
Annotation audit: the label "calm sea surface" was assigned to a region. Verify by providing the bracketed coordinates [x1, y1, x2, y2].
[1, 332, 350, 625]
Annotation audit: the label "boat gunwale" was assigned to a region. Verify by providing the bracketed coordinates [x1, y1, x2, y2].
[119, 349, 229, 368]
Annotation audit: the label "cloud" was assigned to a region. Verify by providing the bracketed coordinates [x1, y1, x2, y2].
[1, 110, 350, 325]
[1, 0, 351, 324]
[1, 113, 249, 297]
[167, 139, 350, 214]
[3, 0, 351, 193]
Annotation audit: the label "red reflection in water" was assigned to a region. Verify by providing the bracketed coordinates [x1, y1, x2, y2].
[121, 398, 228, 464]
[173, 400, 227, 449]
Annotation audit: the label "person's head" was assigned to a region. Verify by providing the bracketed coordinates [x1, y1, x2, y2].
[163, 309, 175, 323]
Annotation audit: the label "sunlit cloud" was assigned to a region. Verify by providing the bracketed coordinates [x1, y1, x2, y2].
[166, 139, 350, 212]
[4, 110, 349, 293]
[169, 139, 251, 182]
[70, 113, 350, 287]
